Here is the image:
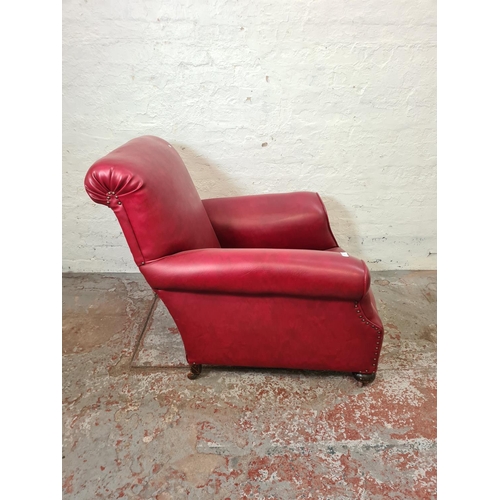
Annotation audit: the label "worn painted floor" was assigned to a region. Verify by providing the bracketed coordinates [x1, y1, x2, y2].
[62, 271, 437, 500]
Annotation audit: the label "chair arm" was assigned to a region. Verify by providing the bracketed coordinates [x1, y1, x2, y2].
[140, 248, 370, 300]
[202, 192, 338, 249]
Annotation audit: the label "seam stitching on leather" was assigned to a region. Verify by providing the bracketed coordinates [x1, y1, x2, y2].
[117, 199, 146, 265]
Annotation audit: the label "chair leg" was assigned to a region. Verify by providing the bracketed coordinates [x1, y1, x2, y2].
[187, 364, 202, 380]
[353, 372, 376, 385]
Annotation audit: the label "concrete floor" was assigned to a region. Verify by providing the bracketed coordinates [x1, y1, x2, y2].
[62, 270, 436, 499]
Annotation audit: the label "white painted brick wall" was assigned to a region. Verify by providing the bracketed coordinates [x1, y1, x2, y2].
[63, 0, 436, 272]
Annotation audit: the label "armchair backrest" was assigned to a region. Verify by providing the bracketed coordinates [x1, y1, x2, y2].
[84, 136, 220, 266]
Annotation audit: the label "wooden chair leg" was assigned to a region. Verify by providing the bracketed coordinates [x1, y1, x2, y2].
[187, 364, 202, 380]
[353, 372, 376, 385]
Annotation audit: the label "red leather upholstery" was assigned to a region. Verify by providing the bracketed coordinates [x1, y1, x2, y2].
[202, 192, 338, 249]
[160, 290, 383, 372]
[141, 248, 369, 300]
[84, 136, 384, 379]
[84, 136, 219, 266]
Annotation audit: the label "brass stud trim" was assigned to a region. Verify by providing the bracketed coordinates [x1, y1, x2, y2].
[353, 300, 383, 373]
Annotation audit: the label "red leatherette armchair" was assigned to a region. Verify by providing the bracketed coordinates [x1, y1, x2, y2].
[84, 136, 384, 384]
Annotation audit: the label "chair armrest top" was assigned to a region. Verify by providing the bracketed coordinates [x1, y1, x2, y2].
[202, 192, 338, 250]
[141, 248, 370, 300]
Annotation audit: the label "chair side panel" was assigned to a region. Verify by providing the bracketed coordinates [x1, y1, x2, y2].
[157, 291, 383, 374]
